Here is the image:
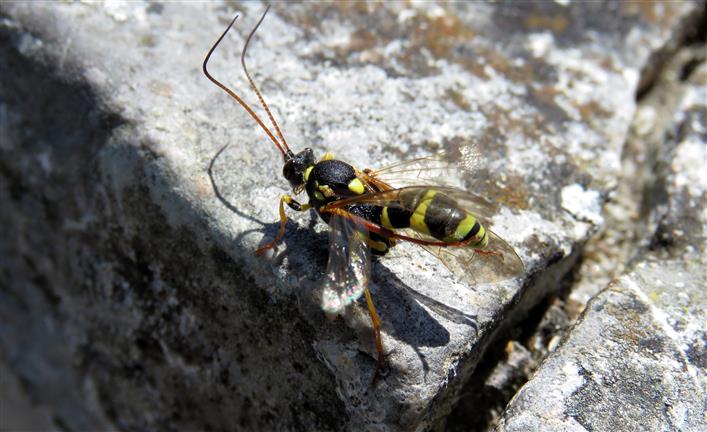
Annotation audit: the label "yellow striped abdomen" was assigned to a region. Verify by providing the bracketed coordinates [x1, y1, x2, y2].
[380, 189, 488, 248]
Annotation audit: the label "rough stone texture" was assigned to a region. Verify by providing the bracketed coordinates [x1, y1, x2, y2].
[497, 56, 706, 432]
[650, 62, 707, 263]
[0, 1, 702, 431]
[497, 260, 706, 432]
[0, 360, 55, 431]
[569, 40, 707, 312]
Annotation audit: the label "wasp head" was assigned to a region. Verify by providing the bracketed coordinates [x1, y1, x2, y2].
[283, 148, 315, 190]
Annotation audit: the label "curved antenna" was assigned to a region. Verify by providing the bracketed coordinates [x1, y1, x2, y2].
[241, 5, 290, 154]
[203, 14, 290, 159]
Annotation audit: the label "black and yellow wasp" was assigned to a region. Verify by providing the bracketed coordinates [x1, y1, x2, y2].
[203, 6, 524, 383]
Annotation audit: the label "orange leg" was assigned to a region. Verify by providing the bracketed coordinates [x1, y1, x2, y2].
[256, 195, 309, 255]
[363, 287, 385, 384]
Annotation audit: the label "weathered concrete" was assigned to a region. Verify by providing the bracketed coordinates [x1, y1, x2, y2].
[0, 1, 702, 431]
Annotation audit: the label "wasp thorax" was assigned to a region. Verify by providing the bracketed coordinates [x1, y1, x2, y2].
[283, 148, 316, 189]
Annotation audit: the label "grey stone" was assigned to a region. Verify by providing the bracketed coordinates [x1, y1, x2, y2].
[496, 260, 706, 432]
[497, 52, 706, 432]
[0, 1, 701, 431]
[569, 42, 707, 310]
[650, 62, 707, 262]
[0, 360, 55, 432]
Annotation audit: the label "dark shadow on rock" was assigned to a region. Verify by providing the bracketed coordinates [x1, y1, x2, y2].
[255, 210, 480, 378]
[208, 142, 268, 226]
[373, 261, 478, 376]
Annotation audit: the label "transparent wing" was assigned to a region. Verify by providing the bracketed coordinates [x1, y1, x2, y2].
[364, 140, 484, 188]
[323, 186, 524, 285]
[325, 186, 500, 221]
[320, 213, 372, 313]
[417, 229, 524, 285]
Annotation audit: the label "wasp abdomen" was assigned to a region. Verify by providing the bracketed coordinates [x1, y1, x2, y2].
[348, 204, 393, 256]
[381, 189, 488, 248]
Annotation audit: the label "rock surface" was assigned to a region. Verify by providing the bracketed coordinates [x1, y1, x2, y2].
[0, 1, 703, 431]
[497, 51, 706, 432]
[497, 260, 706, 432]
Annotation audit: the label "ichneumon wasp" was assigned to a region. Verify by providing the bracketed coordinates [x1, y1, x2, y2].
[203, 5, 524, 384]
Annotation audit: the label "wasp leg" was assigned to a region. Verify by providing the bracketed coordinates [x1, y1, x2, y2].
[363, 286, 385, 385]
[256, 195, 310, 255]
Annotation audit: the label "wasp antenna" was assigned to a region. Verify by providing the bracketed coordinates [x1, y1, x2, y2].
[241, 4, 291, 158]
[203, 13, 289, 158]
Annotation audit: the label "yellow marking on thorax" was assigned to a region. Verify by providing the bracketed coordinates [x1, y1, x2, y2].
[320, 152, 335, 161]
[348, 178, 365, 194]
[304, 166, 313, 182]
[318, 184, 336, 198]
[409, 190, 437, 235]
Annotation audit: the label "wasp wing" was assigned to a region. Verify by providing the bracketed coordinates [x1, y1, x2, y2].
[325, 186, 499, 221]
[320, 213, 372, 313]
[323, 186, 524, 285]
[418, 229, 524, 285]
[364, 141, 484, 188]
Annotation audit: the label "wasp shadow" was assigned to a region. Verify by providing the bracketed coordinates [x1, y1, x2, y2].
[208, 143, 268, 226]
[209, 143, 314, 258]
[372, 261, 478, 376]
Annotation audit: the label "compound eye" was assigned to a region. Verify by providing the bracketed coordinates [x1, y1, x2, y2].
[283, 161, 295, 181]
